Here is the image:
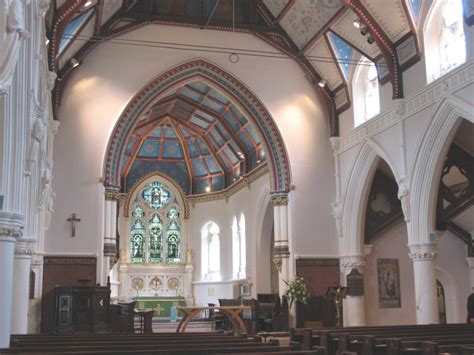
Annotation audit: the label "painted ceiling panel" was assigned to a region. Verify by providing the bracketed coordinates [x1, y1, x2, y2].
[263, 0, 290, 18]
[208, 90, 230, 105]
[179, 126, 191, 138]
[305, 37, 343, 90]
[188, 81, 208, 94]
[331, 9, 381, 60]
[138, 139, 160, 158]
[187, 140, 199, 158]
[125, 136, 138, 155]
[210, 129, 225, 147]
[237, 131, 254, 152]
[164, 126, 177, 138]
[222, 145, 239, 165]
[360, 0, 410, 43]
[181, 86, 203, 102]
[204, 155, 222, 174]
[100, 0, 123, 25]
[280, 0, 343, 49]
[162, 140, 183, 159]
[245, 125, 261, 145]
[148, 126, 163, 138]
[224, 110, 241, 131]
[196, 139, 210, 155]
[202, 97, 225, 113]
[190, 115, 210, 130]
[192, 158, 208, 177]
[407, 0, 422, 22]
[216, 122, 230, 141]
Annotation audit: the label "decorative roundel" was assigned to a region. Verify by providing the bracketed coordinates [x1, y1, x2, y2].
[131, 277, 144, 291]
[149, 276, 163, 290]
[167, 277, 180, 291]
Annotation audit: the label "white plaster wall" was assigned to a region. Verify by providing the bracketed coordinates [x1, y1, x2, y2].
[364, 220, 417, 325]
[364, 219, 472, 325]
[48, 24, 336, 261]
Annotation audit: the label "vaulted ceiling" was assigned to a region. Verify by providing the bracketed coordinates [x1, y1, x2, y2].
[121, 80, 265, 194]
[46, 0, 422, 137]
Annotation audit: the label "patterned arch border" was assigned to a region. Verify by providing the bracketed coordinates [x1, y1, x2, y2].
[123, 171, 190, 219]
[103, 59, 291, 194]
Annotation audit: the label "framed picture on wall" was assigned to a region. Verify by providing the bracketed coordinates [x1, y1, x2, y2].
[377, 258, 401, 308]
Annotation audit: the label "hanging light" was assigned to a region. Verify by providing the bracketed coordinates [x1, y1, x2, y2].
[318, 78, 327, 88]
[367, 35, 375, 44]
[205, 185, 211, 193]
[70, 58, 80, 68]
[353, 18, 362, 28]
[360, 26, 370, 36]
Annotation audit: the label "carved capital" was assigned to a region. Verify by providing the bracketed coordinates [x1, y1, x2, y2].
[46, 71, 57, 92]
[272, 257, 282, 272]
[0, 224, 23, 239]
[340, 255, 366, 272]
[271, 193, 288, 206]
[392, 98, 406, 117]
[105, 190, 125, 201]
[329, 137, 340, 154]
[14, 248, 33, 256]
[409, 243, 438, 261]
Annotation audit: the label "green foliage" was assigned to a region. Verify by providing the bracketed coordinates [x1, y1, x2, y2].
[284, 277, 310, 308]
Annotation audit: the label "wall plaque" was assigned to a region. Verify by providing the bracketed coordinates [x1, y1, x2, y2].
[346, 268, 364, 296]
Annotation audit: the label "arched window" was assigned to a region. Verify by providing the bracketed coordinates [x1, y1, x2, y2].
[352, 58, 380, 127]
[201, 222, 221, 281]
[128, 179, 182, 264]
[232, 214, 247, 279]
[424, 0, 466, 83]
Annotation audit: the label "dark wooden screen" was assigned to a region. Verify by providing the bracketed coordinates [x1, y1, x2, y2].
[41, 256, 96, 333]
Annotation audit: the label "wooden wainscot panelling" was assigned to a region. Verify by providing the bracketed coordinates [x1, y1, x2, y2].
[295, 258, 340, 296]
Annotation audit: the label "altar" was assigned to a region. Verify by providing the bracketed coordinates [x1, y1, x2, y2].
[135, 296, 186, 317]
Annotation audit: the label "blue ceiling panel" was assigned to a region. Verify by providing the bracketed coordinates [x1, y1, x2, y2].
[210, 129, 224, 147]
[237, 131, 254, 151]
[125, 136, 138, 155]
[191, 158, 208, 177]
[179, 126, 191, 138]
[181, 86, 203, 102]
[190, 115, 211, 130]
[328, 32, 353, 80]
[189, 81, 208, 94]
[162, 140, 183, 159]
[222, 145, 239, 165]
[203, 97, 225, 113]
[245, 125, 260, 144]
[187, 140, 199, 158]
[208, 89, 229, 105]
[204, 155, 222, 173]
[164, 126, 177, 138]
[196, 138, 210, 155]
[148, 127, 163, 138]
[223, 110, 241, 132]
[138, 139, 160, 157]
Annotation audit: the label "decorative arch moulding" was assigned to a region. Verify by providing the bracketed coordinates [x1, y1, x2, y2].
[103, 59, 291, 195]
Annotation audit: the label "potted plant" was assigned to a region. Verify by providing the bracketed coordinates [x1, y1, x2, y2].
[284, 277, 310, 328]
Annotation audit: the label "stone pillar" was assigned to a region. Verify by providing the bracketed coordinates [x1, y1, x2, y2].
[0, 223, 21, 347]
[409, 243, 439, 324]
[271, 193, 290, 297]
[340, 255, 366, 326]
[11, 238, 34, 334]
[184, 249, 194, 305]
[103, 191, 118, 285]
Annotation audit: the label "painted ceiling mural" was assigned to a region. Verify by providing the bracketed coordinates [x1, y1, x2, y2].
[47, 0, 425, 137]
[121, 80, 265, 195]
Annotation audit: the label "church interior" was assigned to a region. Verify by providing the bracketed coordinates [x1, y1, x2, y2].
[0, 0, 473, 353]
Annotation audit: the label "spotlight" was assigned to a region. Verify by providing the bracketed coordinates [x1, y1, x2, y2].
[205, 185, 211, 193]
[318, 78, 327, 88]
[360, 26, 369, 36]
[353, 18, 362, 29]
[367, 35, 375, 44]
[70, 58, 80, 68]
[45, 38, 49, 45]
[257, 159, 261, 164]
[84, 1, 92, 7]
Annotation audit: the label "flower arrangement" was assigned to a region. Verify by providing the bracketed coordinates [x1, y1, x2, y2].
[284, 277, 310, 307]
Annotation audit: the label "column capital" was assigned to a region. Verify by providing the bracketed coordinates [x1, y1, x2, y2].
[340, 255, 366, 272]
[329, 137, 340, 154]
[0, 224, 23, 240]
[270, 192, 288, 206]
[14, 237, 35, 257]
[104, 189, 125, 201]
[409, 243, 438, 261]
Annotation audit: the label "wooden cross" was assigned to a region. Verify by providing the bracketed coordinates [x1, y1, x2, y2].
[67, 213, 81, 237]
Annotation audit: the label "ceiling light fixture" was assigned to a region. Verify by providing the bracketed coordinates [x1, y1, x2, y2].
[84, 1, 92, 7]
[318, 78, 327, 88]
[205, 185, 211, 193]
[367, 35, 375, 44]
[70, 58, 80, 68]
[353, 18, 362, 28]
[45, 38, 50, 45]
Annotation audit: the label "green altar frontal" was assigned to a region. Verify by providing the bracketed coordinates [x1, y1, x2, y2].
[134, 297, 186, 317]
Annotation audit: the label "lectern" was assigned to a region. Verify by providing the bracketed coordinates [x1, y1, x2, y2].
[326, 286, 347, 327]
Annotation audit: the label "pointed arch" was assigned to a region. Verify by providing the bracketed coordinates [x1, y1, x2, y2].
[103, 59, 291, 195]
[341, 141, 402, 255]
[409, 96, 473, 245]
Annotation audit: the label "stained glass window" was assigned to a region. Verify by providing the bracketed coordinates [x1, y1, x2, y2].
[141, 181, 171, 209]
[167, 208, 181, 263]
[129, 179, 182, 264]
[131, 220, 145, 263]
[148, 214, 163, 263]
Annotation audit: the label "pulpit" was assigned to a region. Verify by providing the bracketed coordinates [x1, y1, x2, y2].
[54, 285, 110, 333]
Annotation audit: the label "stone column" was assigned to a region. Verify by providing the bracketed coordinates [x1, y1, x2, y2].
[340, 255, 366, 326]
[467, 257, 474, 290]
[0, 223, 22, 347]
[409, 243, 439, 324]
[102, 191, 119, 285]
[11, 238, 34, 334]
[271, 193, 290, 297]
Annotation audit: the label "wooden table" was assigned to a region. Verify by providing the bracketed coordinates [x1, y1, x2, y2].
[176, 306, 251, 335]
[135, 309, 154, 334]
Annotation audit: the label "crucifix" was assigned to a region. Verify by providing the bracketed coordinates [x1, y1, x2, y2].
[67, 213, 81, 237]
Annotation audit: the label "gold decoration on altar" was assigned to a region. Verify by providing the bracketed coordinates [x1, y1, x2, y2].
[149, 276, 163, 292]
[168, 277, 180, 292]
[154, 304, 163, 315]
[131, 277, 144, 291]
